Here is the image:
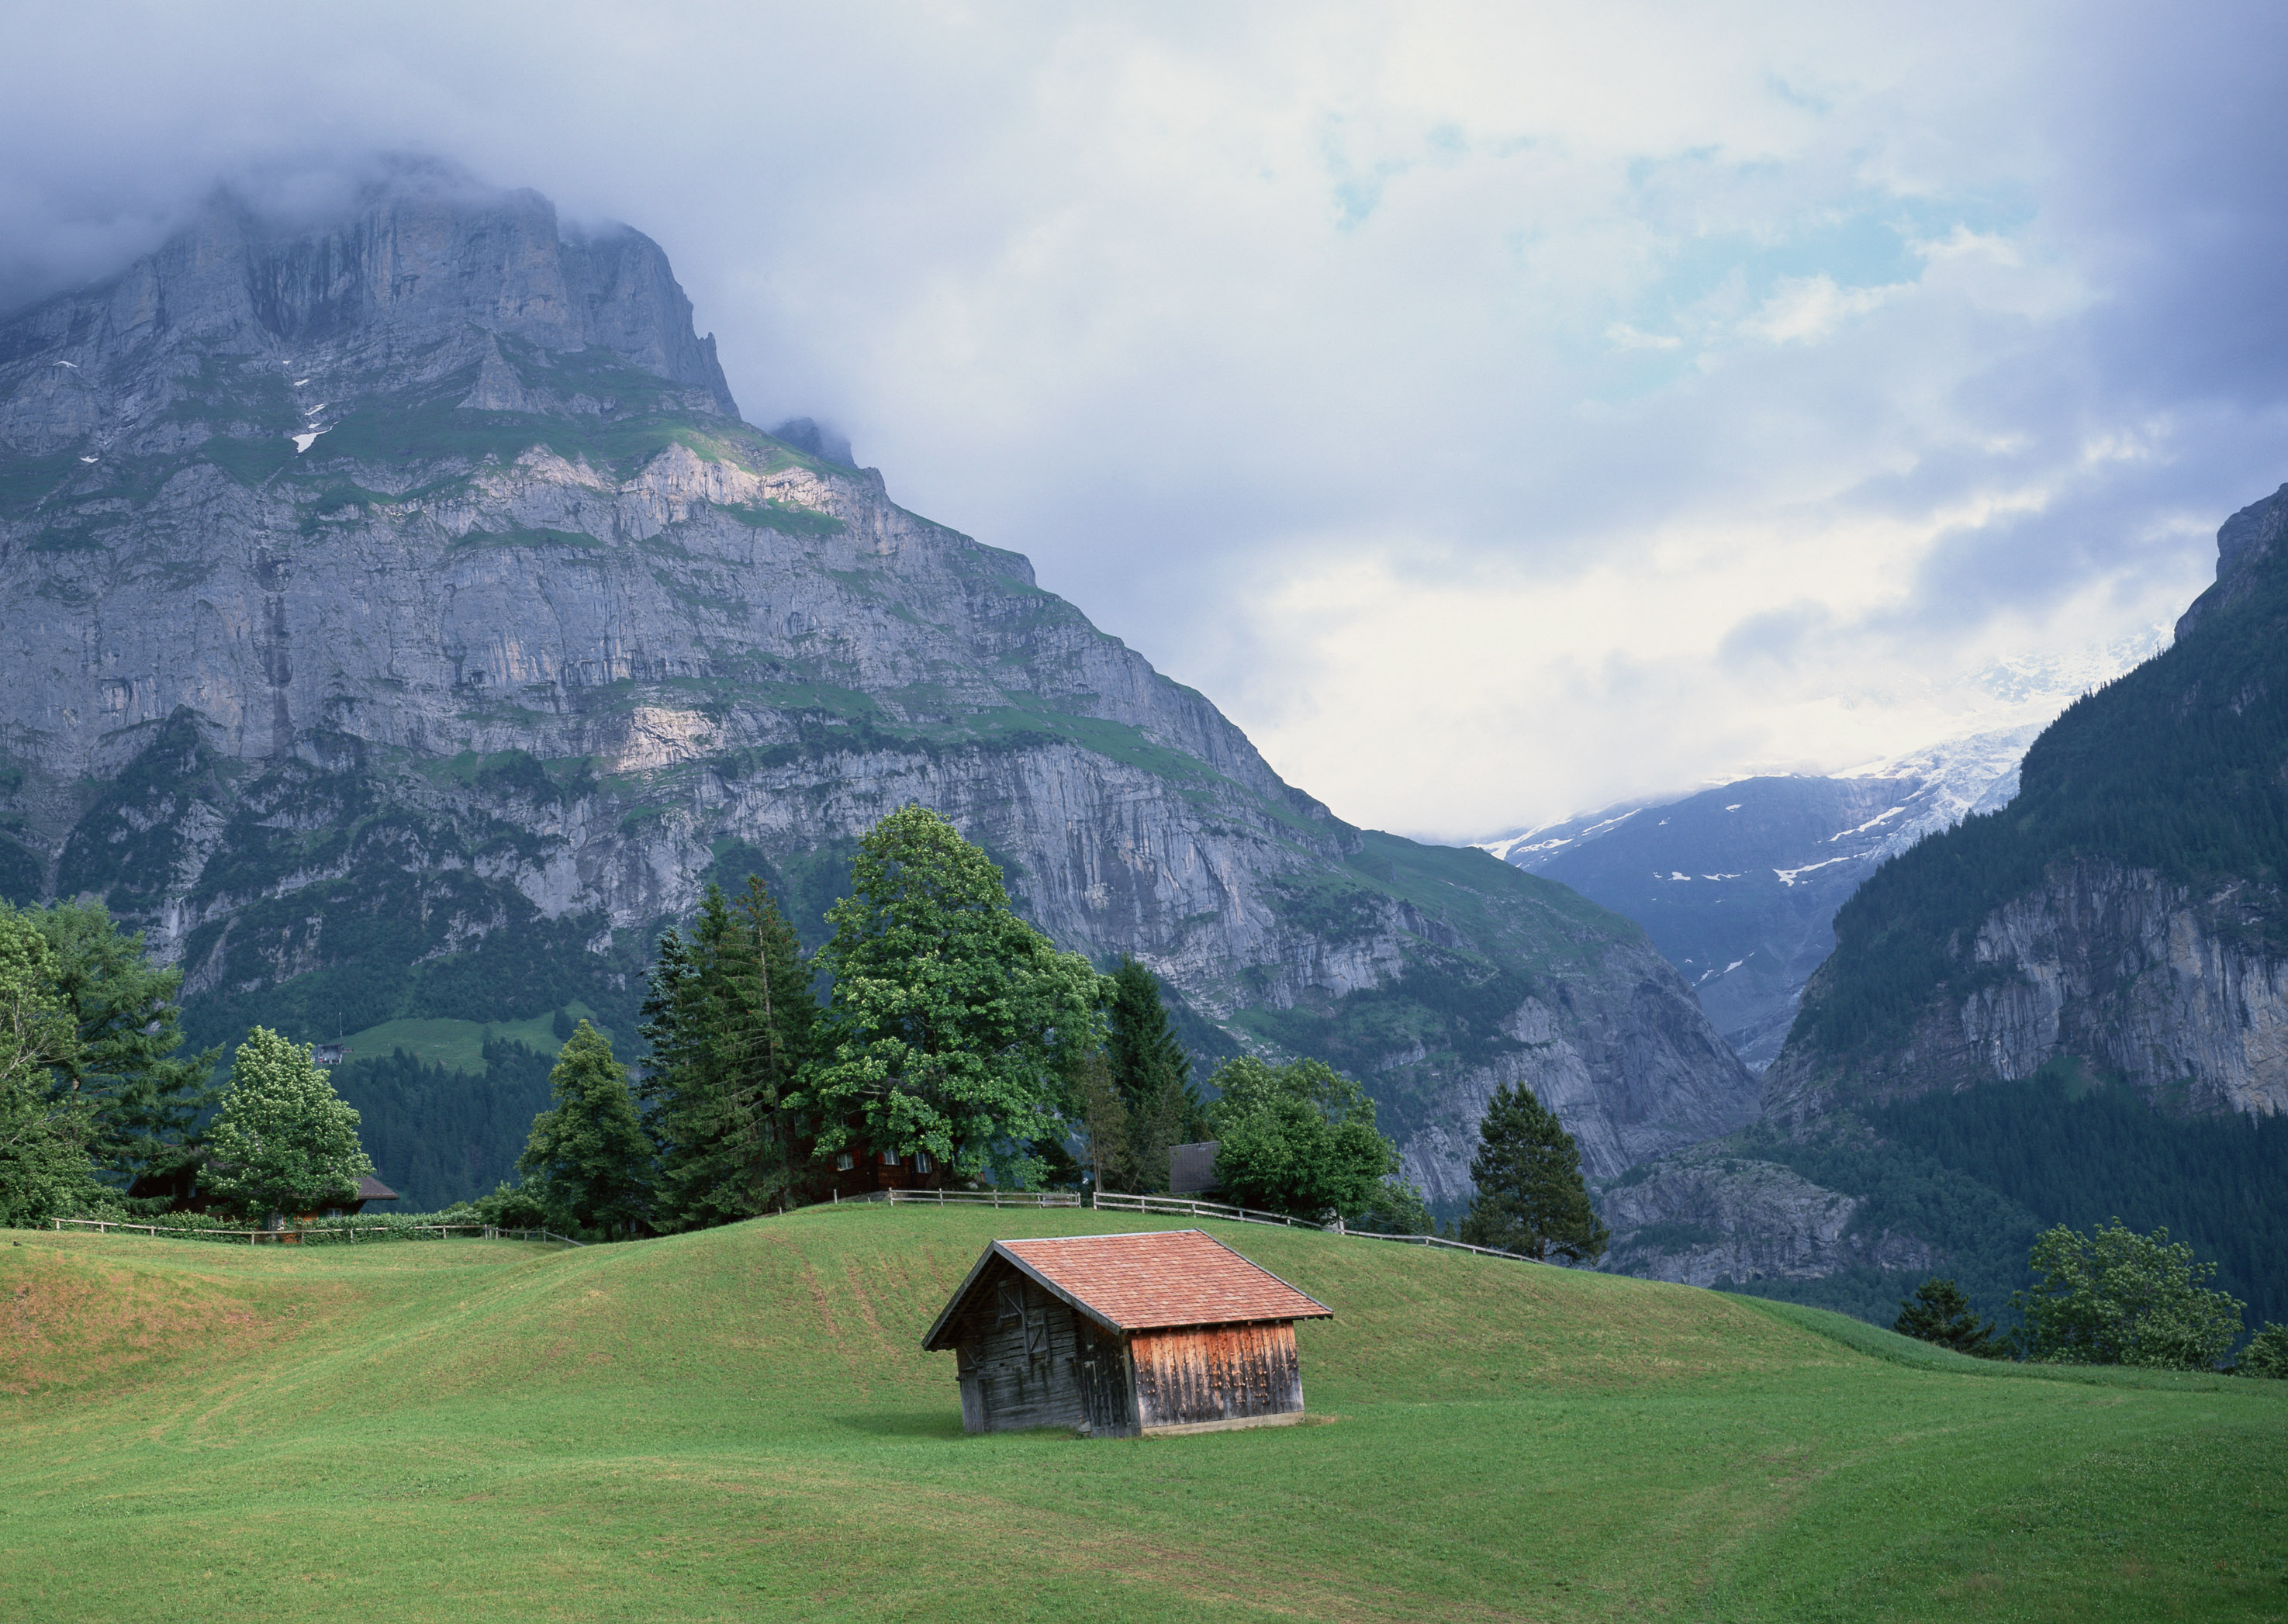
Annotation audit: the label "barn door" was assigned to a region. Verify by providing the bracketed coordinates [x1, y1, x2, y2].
[998, 1279, 1049, 1370]
[1076, 1324, 1132, 1436]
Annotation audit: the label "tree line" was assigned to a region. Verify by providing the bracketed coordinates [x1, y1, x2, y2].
[1, 803, 1612, 1267]
[1893, 1216, 2288, 1376]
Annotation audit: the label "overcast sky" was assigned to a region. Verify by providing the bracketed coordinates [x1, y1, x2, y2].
[5, 1, 2284, 838]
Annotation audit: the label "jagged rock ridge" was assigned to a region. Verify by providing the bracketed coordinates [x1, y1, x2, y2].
[0, 168, 1757, 1202]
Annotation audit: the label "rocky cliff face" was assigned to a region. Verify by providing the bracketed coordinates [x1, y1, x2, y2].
[1598, 1141, 1934, 1288]
[1764, 858, 2288, 1125]
[1600, 483, 2288, 1308]
[0, 169, 1755, 1197]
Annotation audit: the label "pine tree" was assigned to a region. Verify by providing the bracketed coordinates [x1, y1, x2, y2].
[1104, 956, 1204, 1191]
[202, 1027, 374, 1222]
[640, 878, 821, 1228]
[32, 901, 219, 1202]
[1458, 1081, 1609, 1264]
[517, 1021, 652, 1239]
[1893, 1277, 2003, 1356]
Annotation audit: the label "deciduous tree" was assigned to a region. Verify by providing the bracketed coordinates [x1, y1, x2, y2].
[805, 807, 1104, 1188]
[1207, 1056, 1398, 1221]
[0, 907, 95, 1224]
[2013, 1218, 2243, 1369]
[2240, 1323, 2288, 1379]
[202, 1027, 374, 1222]
[1458, 1081, 1609, 1264]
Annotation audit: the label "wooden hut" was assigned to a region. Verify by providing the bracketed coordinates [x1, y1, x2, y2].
[921, 1229, 1333, 1437]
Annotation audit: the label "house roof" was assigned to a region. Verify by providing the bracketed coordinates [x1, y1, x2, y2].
[921, 1228, 1332, 1350]
[357, 1175, 399, 1202]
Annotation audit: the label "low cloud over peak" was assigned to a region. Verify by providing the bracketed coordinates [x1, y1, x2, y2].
[5, 1, 2282, 838]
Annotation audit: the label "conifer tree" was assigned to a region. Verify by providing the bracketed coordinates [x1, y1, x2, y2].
[32, 901, 219, 1202]
[517, 1021, 652, 1239]
[640, 877, 821, 1228]
[1458, 1081, 1609, 1263]
[1073, 1049, 1132, 1190]
[1104, 956, 1206, 1190]
[202, 1027, 374, 1222]
[1893, 1277, 2003, 1356]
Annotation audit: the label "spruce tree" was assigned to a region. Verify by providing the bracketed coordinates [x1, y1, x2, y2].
[1893, 1277, 2003, 1356]
[1104, 956, 1204, 1191]
[517, 1021, 652, 1239]
[640, 878, 820, 1228]
[1073, 1049, 1132, 1190]
[33, 901, 219, 1202]
[202, 1028, 375, 1222]
[1458, 1081, 1609, 1263]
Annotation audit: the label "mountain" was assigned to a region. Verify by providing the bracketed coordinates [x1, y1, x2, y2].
[1593, 490, 2288, 1329]
[0, 166, 1755, 1208]
[1479, 727, 2037, 1068]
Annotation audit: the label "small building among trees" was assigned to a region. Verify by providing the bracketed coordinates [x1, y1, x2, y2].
[921, 1229, 1333, 1437]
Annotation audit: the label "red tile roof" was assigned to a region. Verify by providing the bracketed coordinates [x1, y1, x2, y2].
[923, 1230, 1332, 1348]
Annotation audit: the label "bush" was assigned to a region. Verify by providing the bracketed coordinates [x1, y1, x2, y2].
[2013, 1218, 2244, 1370]
[2239, 1323, 2288, 1379]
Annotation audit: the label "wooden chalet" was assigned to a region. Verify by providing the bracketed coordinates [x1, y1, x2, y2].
[823, 1141, 949, 1200]
[921, 1229, 1333, 1438]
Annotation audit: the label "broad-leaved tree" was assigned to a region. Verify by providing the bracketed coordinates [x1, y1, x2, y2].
[202, 1027, 375, 1222]
[1207, 1056, 1398, 1221]
[807, 806, 1104, 1189]
[2013, 1218, 2243, 1369]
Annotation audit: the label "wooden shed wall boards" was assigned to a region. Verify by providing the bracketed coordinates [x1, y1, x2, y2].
[921, 1229, 1332, 1438]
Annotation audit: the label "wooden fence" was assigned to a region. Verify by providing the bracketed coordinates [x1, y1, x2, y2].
[874, 1187, 1550, 1268]
[49, 1217, 585, 1248]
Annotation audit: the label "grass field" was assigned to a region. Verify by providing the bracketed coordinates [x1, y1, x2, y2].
[332, 1002, 611, 1074]
[3, 1207, 2283, 1622]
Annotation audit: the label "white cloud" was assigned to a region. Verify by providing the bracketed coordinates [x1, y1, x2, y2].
[1, 0, 2280, 841]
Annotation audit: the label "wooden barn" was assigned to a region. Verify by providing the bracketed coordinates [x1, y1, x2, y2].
[921, 1229, 1333, 1438]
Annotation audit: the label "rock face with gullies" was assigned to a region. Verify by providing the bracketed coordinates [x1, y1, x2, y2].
[1601, 481, 2288, 1301]
[1598, 1142, 1934, 1288]
[0, 167, 1757, 1197]
[1764, 858, 2288, 1127]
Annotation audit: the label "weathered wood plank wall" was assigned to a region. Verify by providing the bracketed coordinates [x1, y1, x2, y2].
[1129, 1322, 1302, 1431]
[952, 1262, 1088, 1433]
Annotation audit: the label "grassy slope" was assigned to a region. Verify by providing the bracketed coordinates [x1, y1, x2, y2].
[3, 1208, 2283, 1622]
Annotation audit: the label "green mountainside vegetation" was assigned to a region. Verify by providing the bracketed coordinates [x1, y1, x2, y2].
[1798, 537, 2288, 1062]
[4, 1208, 2281, 1621]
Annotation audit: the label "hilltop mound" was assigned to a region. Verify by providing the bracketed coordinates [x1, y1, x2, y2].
[3, 1208, 2280, 1621]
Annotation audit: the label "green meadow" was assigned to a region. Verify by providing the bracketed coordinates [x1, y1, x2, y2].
[3, 1205, 2282, 1622]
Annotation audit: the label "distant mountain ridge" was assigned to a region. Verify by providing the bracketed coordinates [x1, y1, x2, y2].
[1478, 724, 2039, 1067]
[0, 166, 1756, 1208]
[1586, 493, 2288, 1330]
